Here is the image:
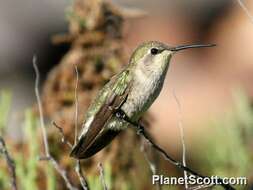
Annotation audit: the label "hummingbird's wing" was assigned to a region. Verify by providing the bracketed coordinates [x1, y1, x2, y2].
[70, 70, 132, 159]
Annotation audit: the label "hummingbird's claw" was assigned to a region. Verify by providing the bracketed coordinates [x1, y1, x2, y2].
[136, 125, 144, 135]
[115, 109, 127, 120]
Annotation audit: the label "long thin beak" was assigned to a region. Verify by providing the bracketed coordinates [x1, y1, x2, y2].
[169, 44, 216, 52]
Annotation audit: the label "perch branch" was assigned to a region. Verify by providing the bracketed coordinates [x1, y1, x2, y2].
[33, 56, 78, 190]
[0, 136, 17, 190]
[172, 89, 188, 189]
[115, 111, 235, 190]
[136, 124, 234, 190]
[98, 163, 108, 190]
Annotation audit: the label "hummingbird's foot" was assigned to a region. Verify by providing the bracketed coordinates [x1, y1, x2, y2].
[115, 109, 127, 120]
[115, 109, 144, 134]
[136, 125, 144, 135]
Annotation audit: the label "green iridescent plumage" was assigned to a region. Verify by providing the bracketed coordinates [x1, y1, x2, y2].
[71, 70, 132, 158]
[71, 41, 215, 159]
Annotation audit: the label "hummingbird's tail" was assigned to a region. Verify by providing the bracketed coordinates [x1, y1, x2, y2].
[70, 129, 121, 159]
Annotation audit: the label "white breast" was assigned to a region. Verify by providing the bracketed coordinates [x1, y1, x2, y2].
[121, 68, 164, 120]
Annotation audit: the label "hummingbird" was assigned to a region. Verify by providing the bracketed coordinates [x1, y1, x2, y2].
[70, 41, 215, 159]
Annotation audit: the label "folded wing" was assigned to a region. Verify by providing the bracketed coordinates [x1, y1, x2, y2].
[70, 70, 132, 159]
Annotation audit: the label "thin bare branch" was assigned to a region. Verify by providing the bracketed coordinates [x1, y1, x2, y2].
[52, 122, 89, 190]
[40, 156, 78, 190]
[172, 89, 188, 189]
[33, 56, 78, 190]
[74, 160, 89, 190]
[0, 136, 17, 190]
[189, 183, 215, 190]
[236, 0, 253, 24]
[51, 122, 89, 190]
[33, 56, 49, 157]
[98, 163, 108, 190]
[140, 140, 157, 175]
[52, 122, 73, 149]
[74, 65, 79, 146]
[73, 64, 90, 190]
[140, 139, 161, 190]
[116, 112, 235, 190]
[137, 126, 233, 190]
[75, 161, 89, 190]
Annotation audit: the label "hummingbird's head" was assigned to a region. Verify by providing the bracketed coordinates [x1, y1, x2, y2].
[129, 41, 215, 76]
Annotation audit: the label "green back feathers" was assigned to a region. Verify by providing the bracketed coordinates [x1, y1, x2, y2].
[112, 70, 131, 95]
[84, 70, 131, 120]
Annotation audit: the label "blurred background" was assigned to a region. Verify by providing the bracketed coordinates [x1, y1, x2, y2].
[0, 0, 253, 189]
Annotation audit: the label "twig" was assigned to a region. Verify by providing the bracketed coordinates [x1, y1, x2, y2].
[33, 56, 78, 190]
[98, 163, 108, 190]
[52, 123, 89, 190]
[33, 56, 49, 157]
[52, 121, 89, 190]
[116, 112, 235, 190]
[0, 136, 17, 190]
[75, 160, 89, 190]
[73, 65, 89, 190]
[40, 156, 78, 190]
[52, 122, 72, 149]
[172, 89, 188, 189]
[188, 183, 215, 190]
[74, 65, 79, 146]
[236, 0, 253, 24]
[140, 139, 161, 190]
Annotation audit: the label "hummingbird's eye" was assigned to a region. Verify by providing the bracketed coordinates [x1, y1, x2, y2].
[150, 48, 159, 55]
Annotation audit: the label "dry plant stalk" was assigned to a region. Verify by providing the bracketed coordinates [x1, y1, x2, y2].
[98, 163, 108, 190]
[75, 160, 89, 190]
[74, 65, 79, 146]
[51, 64, 107, 190]
[172, 90, 216, 190]
[0, 137, 17, 190]
[52, 121, 72, 149]
[33, 57, 89, 190]
[73, 64, 89, 190]
[172, 89, 188, 189]
[140, 139, 161, 190]
[73, 64, 109, 190]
